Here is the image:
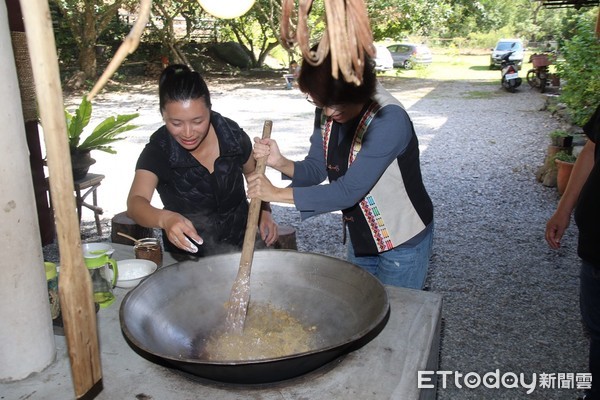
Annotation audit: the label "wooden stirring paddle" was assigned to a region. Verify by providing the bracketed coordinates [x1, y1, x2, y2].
[225, 120, 273, 334]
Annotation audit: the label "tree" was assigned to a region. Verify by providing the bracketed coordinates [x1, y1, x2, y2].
[368, 0, 452, 40]
[51, 0, 132, 79]
[148, 0, 202, 66]
[219, 0, 282, 67]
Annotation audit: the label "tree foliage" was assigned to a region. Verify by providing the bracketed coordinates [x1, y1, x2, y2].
[555, 13, 600, 126]
[217, 0, 282, 67]
[51, 0, 598, 85]
[368, 0, 452, 39]
[51, 0, 134, 79]
[148, 0, 206, 66]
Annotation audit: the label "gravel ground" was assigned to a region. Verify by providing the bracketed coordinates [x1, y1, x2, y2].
[46, 73, 589, 399]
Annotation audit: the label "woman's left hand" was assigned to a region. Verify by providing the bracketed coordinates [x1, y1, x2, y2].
[259, 211, 279, 246]
[247, 173, 277, 202]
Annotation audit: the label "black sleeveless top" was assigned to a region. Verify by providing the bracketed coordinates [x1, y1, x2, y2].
[136, 111, 252, 256]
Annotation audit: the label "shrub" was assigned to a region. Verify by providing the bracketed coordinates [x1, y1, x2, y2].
[556, 15, 600, 127]
[549, 129, 573, 147]
[554, 150, 577, 163]
[549, 129, 570, 138]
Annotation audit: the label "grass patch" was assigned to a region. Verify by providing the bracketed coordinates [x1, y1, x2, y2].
[463, 90, 499, 99]
[378, 54, 538, 82]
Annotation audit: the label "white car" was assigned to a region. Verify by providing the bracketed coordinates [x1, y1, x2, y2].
[374, 45, 394, 72]
[490, 38, 525, 69]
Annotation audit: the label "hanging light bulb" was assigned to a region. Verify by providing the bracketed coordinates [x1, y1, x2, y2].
[198, 0, 256, 19]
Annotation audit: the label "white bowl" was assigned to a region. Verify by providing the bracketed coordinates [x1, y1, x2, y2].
[116, 259, 158, 289]
[82, 242, 115, 258]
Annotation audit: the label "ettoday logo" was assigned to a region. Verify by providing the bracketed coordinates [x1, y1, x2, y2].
[418, 370, 592, 394]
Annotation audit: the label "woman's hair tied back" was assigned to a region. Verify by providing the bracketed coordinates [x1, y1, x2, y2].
[159, 64, 212, 112]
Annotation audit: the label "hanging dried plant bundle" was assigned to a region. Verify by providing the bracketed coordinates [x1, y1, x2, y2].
[281, 0, 375, 85]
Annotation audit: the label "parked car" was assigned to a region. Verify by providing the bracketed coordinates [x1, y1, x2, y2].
[490, 38, 525, 69]
[386, 43, 433, 69]
[374, 45, 394, 72]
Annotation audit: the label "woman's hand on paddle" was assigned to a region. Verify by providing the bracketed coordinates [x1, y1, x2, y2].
[246, 173, 278, 203]
[253, 137, 283, 168]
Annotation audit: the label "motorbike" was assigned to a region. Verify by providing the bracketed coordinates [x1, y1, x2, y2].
[500, 50, 522, 93]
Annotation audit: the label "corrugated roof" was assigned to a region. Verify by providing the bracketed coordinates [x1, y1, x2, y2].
[540, 0, 599, 9]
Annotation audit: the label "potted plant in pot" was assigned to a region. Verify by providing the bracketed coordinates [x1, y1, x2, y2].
[549, 129, 573, 148]
[67, 96, 139, 180]
[537, 130, 573, 187]
[554, 150, 577, 195]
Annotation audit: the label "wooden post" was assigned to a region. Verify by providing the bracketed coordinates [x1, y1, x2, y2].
[19, 0, 102, 397]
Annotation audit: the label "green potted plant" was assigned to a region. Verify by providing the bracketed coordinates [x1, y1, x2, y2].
[549, 129, 573, 148]
[66, 96, 139, 179]
[554, 150, 577, 195]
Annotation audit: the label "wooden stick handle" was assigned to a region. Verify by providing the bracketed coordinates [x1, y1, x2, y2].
[19, 0, 102, 396]
[239, 120, 273, 269]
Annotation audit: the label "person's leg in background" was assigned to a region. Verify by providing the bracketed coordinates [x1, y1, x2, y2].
[580, 260, 600, 399]
[283, 74, 294, 89]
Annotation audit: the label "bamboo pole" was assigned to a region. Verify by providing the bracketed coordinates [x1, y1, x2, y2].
[19, 0, 102, 397]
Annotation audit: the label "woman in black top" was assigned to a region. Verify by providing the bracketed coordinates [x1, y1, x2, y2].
[546, 104, 600, 400]
[127, 65, 278, 256]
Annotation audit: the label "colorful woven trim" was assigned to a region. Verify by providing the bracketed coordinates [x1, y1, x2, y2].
[348, 101, 380, 163]
[359, 194, 394, 252]
[320, 112, 332, 160]
[351, 102, 393, 252]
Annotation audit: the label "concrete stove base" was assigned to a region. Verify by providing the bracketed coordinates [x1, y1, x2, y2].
[1, 244, 442, 400]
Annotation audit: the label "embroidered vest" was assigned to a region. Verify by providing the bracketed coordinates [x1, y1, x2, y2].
[321, 98, 432, 256]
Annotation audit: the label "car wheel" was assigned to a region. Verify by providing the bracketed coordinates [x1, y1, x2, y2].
[403, 60, 413, 70]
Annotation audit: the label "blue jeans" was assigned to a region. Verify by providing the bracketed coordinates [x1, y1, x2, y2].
[346, 224, 434, 289]
[581, 260, 600, 397]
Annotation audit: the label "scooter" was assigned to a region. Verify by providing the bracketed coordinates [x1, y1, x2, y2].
[500, 50, 522, 93]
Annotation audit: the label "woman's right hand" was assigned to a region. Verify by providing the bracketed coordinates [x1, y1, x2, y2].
[162, 211, 203, 252]
[545, 211, 570, 249]
[253, 137, 283, 168]
[127, 170, 202, 253]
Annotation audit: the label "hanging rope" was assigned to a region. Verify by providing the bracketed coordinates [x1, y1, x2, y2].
[281, 0, 375, 85]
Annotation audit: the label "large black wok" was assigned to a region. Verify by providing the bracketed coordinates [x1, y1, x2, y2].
[120, 249, 390, 384]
